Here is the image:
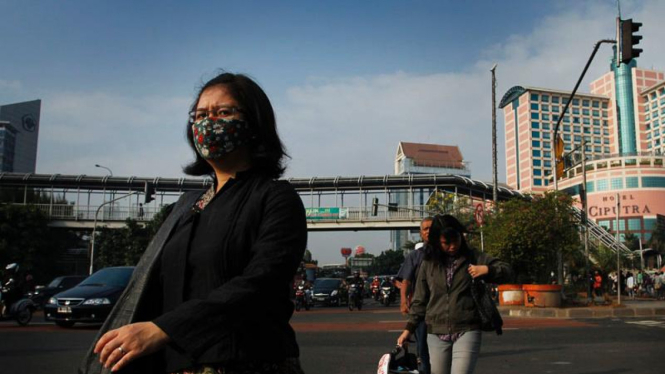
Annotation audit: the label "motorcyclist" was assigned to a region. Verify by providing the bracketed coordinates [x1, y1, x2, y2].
[2, 263, 23, 316]
[347, 271, 364, 306]
[298, 278, 313, 306]
[371, 276, 381, 299]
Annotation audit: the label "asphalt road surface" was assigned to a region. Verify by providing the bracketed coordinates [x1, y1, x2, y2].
[2, 300, 664, 374]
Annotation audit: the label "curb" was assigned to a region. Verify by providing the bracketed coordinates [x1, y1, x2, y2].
[498, 306, 665, 318]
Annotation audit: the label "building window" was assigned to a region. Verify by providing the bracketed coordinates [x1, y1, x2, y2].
[583, 127, 590, 134]
[552, 96, 560, 104]
[534, 179, 542, 186]
[573, 98, 579, 105]
[583, 118, 590, 125]
[573, 117, 580, 124]
[543, 132, 551, 139]
[586, 181, 595, 193]
[542, 123, 550, 130]
[592, 101, 600, 108]
[602, 102, 608, 109]
[628, 218, 641, 231]
[532, 122, 540, 129]
[532, 131, 540, 138]
[544, 160, 552, 167]
[564, 134, 571, 141]
[531, 93, 539, 101]
[573, 108, 580, 115]
[542, 104, 549, 112]
[642, 176, 665, 188]
[533, 150, 541, 157]
[644, 218, 656, 230]
[626, 177, 639, 188]
[552, 106, 560, 113]
[592, 110, 600, 117]
[596, 179, 609, 191]
[531, 103, 539, 110]
[598, 220, 611, 230]
[544, 151, 551, 158]
[531, 112, 539, 120]
[541, 95, 549, 102]
[594, 146, 601, 152]
[582, 109, 590, 116]
[611, 176, 624, 190]
[574, 135, 582, 142]
[582, 99, 590, 107]
[542, 113, 550, 121]
[533, 159, 541, 167]
[563, 125, 571, 132]
[532, 140, 541, 147]
[573, 126, 581, 133]
[533, 169, 542, 176]
[544, 142, 551, 149]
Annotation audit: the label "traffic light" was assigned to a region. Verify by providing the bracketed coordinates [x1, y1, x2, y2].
[371, 197, 379, 216]
[619, 18, 643, 64]
[144, 182, 155, 204]
[555, 135, 565, 179]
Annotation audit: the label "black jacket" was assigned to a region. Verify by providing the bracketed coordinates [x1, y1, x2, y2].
[406, 248, 512, 335]
[79, 172, 307, 373]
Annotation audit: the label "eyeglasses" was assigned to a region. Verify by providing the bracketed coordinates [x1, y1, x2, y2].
[188, 106, 244, 123]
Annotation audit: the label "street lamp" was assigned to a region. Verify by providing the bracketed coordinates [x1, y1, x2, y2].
[490, 63, 498, 208]
[95, 164, 113, 177]
[89, 192, 136, 275]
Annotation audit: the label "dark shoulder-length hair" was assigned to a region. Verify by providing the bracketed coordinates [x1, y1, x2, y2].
[183, 72, 288, 179]
[424, 214, 471, 262]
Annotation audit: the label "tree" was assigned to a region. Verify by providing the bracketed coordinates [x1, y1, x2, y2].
[0, 204, 78, 284]
[481, 191, 581, 284]
[426, 191, 474, 226]
[93, 204, 172, 269]
[369, 249, 404, 275]
[622, 233, 640, 251]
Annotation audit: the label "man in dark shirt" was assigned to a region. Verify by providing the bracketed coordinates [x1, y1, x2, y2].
[396, 217, 433, 374]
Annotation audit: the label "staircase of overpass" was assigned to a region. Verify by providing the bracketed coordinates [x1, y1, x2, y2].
[0, 172, 631, 254]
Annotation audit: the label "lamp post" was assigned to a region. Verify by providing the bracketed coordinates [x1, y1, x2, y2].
[95, 164, 113, 176]
[491, 63, 498, 209]
[89, 192, 135, 275]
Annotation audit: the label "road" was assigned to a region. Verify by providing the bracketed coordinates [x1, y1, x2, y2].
[1, 300, 664, 374]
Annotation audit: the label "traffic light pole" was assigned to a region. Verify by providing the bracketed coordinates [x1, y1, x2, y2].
[551, 39, 615, 287]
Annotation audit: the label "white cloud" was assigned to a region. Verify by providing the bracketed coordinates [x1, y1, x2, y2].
[37, 91, 193, 177]
[279, 0, 665, 263]
[0, 79, 22, 91]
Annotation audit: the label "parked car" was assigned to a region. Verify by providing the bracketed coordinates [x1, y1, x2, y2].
[312, 278, 348, 306]
[29, 275, 88, 309]
[44, 266, 134, 328]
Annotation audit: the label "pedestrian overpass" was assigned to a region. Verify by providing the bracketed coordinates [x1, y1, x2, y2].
[0, 172, 630, 254]
[0, 172, 522, 230]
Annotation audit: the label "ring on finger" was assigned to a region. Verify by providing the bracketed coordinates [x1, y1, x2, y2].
[117, 346, 126, 355]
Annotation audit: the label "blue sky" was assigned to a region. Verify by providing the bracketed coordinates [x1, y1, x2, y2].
[2, 0, 664, 263]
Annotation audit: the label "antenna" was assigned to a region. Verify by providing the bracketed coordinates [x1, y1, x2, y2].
[617, 0, 622, 18]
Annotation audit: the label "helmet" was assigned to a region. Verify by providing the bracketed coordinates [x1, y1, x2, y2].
[5, 263, 18, 273]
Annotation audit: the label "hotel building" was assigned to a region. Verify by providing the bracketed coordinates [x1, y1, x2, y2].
[500, 50, 665, 243]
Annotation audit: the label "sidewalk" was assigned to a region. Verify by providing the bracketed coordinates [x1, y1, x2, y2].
[498, 298, 665, 318]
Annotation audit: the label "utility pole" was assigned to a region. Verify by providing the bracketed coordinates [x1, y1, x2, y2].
[582, 141, 590, 301]
[616, 193, 621, 306]
[491, 64, 498, 209]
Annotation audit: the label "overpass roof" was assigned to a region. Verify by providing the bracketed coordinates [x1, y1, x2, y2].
[0, 172, 528, 200]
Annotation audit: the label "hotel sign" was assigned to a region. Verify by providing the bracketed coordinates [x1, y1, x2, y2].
[587, 192, 659, 219]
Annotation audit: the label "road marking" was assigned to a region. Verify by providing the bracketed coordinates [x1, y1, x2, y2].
[626, 320, 665, 328]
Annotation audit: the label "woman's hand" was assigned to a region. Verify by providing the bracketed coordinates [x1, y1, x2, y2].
[94, 322, 170, 372]
[468, 265, 489, 279]
[397, 330, 411, 348]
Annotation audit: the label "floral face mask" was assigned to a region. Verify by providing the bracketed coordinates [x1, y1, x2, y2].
[191, 117, 255, 159]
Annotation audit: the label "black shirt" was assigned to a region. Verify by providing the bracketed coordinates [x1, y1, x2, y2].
[152, 170, 307, 372]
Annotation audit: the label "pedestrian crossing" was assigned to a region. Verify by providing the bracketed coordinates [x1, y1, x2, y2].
[625, 320, 665, 329]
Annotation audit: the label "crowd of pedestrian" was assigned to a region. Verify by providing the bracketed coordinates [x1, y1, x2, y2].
[587, 268, 665, 300]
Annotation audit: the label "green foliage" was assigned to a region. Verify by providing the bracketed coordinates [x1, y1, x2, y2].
[426, 191, 474, 226]
[93, 204, 171, 269]
[592, 243, 631, 273]
[369, 249, 404, 275]
[0, 187, 69, 204]
[647, 222, 665, 254]
[0, 204, 78, 284]
[481, 191, 581, 284]
[622, 233, 640, 251]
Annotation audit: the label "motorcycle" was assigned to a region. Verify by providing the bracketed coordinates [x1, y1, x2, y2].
[294, 284, 312, 311]
[381, 286, 396, 307]
[371, 284, 380, 301]
[0, 287, 36, 326]
[348, 284, 363, 311]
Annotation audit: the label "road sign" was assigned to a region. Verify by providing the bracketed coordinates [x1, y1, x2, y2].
[474, 204, 484, 226]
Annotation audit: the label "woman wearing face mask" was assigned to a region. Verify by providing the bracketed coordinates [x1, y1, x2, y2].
[80, 72, 307, 374]
[397, 214, 512, 374]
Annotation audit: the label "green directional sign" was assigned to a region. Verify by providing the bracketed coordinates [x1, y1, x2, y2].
[305, 207, 349, 220]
